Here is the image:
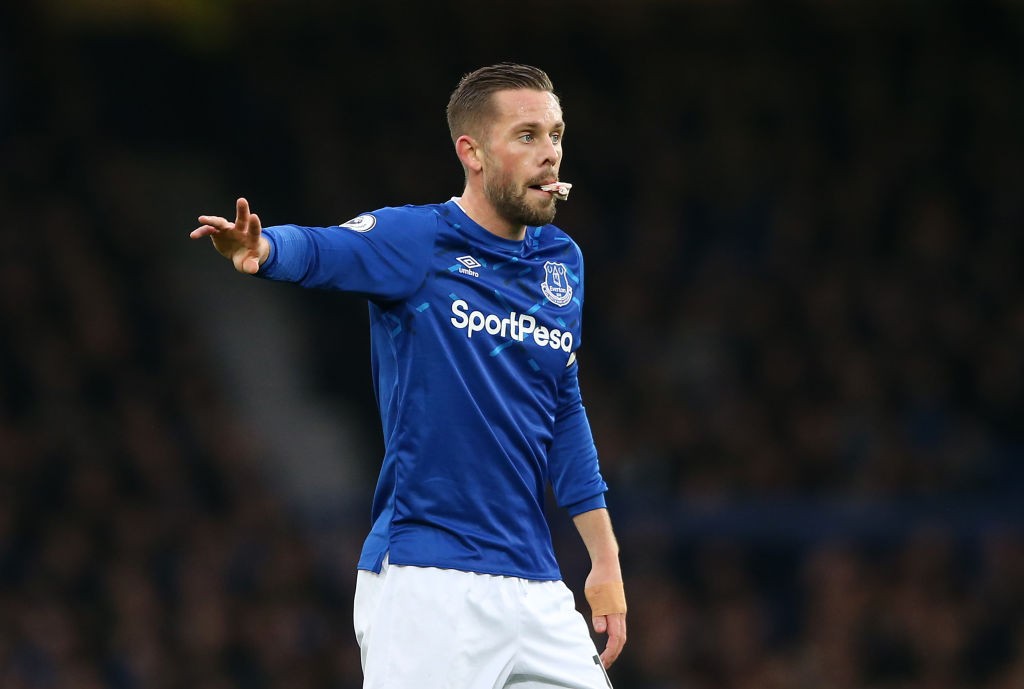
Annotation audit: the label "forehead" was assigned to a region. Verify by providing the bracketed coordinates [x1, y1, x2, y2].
[490, 88, 563, 129]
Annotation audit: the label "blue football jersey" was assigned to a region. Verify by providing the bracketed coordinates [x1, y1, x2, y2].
[259, 199, 607, 580]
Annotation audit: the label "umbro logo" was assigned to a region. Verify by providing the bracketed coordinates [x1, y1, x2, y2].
[455, 255, 481, 277]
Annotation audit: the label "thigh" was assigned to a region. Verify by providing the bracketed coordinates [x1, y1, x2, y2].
[354, 562, 518, 689]
[510, 581, 614, 689]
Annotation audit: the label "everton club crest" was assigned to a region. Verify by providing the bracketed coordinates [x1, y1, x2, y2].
[541, 261, 573, 307]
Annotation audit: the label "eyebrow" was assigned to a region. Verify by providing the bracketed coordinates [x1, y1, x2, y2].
[512, 119, 566, 131]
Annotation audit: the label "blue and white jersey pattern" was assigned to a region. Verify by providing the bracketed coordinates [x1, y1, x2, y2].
[259, 199, 608, 581]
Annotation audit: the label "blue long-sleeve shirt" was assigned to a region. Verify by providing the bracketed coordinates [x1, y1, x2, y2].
[259, 199, 607, 580]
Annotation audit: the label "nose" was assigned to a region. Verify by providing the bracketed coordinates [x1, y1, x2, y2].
[539, 135, 561, 167]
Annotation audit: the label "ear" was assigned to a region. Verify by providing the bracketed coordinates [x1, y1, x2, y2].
[455, 135, 484, 173]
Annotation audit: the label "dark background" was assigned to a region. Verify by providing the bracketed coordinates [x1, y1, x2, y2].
[1, 1, 1022, 687]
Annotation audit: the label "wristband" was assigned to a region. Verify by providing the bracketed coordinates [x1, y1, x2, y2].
[584, 581, 627, 616]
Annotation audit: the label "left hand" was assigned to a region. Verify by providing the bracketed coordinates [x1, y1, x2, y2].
[592, 610, 627, 668]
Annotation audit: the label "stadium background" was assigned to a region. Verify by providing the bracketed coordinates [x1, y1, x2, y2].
[1, 1, 1022, 687]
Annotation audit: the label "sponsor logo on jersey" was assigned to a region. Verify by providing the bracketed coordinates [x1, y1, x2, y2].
[541, 261, 573, 307]
[455, 255, 481, 278]
[450, 299, 573, 353]
[339, 214, 377, 232]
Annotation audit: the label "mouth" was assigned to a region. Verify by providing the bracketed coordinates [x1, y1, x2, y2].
[528, 181, 572, 201]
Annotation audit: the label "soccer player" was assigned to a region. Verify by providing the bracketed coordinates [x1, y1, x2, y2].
[191, 63, 626, 689]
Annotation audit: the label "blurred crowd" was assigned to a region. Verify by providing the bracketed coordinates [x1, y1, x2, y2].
[0, 145, 364, 686]
[2, 1, 1022, 688]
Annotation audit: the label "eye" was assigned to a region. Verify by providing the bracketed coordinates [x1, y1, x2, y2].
[551, 132, 562, 144]
[519, 133, 535, 143]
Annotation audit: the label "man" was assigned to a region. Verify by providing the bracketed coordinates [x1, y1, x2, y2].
[191, 63, 626, 689]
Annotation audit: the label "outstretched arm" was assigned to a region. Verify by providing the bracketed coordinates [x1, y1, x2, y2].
[191, 197, 270, 274]
[573, 507, 627, 668]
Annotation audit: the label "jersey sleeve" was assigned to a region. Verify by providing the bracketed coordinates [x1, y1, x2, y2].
[257, 206, 438, 302]
[547, 357, 608, 516]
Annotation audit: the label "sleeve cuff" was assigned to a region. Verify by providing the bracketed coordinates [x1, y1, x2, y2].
[564, 493, 607, 517]
[256, 228, 280, 278]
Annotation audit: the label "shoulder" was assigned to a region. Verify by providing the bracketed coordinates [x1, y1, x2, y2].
[532, 223, 585, 264]
[338, 203, 446, 233]
[534, 222, 579, 246]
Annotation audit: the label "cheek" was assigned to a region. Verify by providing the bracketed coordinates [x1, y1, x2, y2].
[484, 149, 515, 174]
[491, 153, 526, 180]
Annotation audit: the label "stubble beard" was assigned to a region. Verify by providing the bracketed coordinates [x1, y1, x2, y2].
[485, 171, 557, 228]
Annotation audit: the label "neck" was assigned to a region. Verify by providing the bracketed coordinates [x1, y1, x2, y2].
[455, 187, 525, 241]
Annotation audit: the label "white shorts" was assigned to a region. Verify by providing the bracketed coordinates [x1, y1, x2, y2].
[353, 558, 613, 689]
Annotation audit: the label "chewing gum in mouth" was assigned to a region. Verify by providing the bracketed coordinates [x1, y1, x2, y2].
[539, 182, 573, 201]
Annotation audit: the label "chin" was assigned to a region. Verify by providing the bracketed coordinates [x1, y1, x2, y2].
[532, 213, 557, 227]
[528, 200, 557, 224]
